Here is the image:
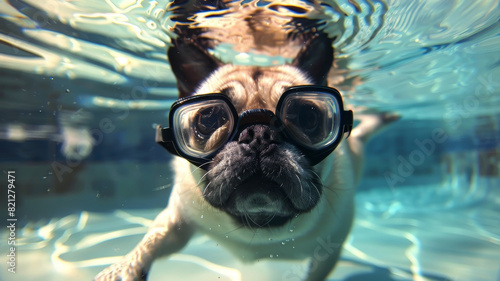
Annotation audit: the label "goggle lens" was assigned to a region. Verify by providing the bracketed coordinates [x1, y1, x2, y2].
[172, 99, 235, 158]
[279, 92, 339, 150]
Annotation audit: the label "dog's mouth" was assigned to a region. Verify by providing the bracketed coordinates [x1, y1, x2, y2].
[222, 176, 298, 227]
[202, 133, 323, 228]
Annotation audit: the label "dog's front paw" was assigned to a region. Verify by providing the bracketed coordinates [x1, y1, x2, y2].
[94, 260, 148, 281]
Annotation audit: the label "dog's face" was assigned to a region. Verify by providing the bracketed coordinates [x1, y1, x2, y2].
[167, 35, 336, 227]
[196, 64, 322, 227]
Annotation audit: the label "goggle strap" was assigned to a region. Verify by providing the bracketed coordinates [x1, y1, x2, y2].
[156, 125, 178, 156]
[156, 125, 209, 167]
[342, 110, 354, 138]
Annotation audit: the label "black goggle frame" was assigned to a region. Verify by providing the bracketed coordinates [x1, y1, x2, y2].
[156, 85, 353, 168]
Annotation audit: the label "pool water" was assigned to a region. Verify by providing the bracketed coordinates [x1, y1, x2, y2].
[1, 0, 499, 280]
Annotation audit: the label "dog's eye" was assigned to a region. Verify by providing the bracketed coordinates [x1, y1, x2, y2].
[172, 99, 235, 158]
[194, 107, 217, 138]
[280, 94, 337, 149]
[194, 106, 227, 139]
[286, 101, 325, 142]
[297, 103, 322, 133]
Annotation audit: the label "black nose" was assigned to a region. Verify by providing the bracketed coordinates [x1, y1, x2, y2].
[238, 125, 279, 153]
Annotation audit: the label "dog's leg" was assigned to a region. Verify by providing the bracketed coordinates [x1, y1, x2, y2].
[351, 113, 399, 145]
[94, 207, 194, 281]
[348, 113, 400, 181]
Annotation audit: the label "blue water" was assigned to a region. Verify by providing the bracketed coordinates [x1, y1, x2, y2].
[0, 0, 499, 280]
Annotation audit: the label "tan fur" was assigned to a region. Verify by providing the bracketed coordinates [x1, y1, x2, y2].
[195, 64, 311, 112]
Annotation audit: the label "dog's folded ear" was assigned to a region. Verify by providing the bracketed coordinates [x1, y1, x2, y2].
[291, 33, 335, 86]
[168, 39, 221, 97]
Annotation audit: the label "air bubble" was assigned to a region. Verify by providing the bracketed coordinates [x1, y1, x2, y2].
[147, 20, 157, 29]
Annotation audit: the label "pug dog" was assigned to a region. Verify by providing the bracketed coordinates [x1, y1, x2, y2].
[95, 33, 392, 281]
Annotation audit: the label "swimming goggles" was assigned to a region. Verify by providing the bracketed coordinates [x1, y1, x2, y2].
[156, 85, 353, 168]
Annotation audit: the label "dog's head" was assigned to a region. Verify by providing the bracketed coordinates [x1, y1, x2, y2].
[158, 34, 352, 227]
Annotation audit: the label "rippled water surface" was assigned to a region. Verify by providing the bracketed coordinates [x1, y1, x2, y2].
[0, 0, 499, 280]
